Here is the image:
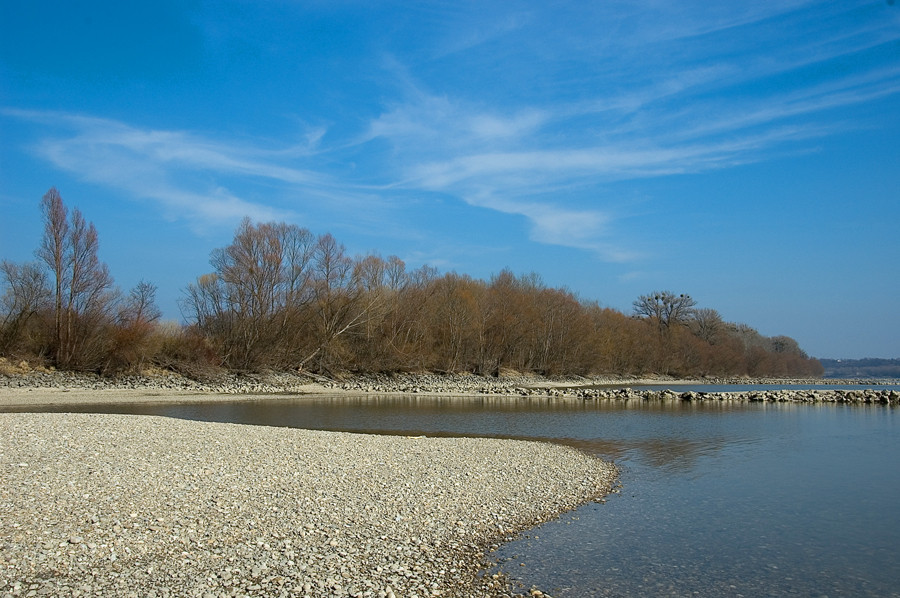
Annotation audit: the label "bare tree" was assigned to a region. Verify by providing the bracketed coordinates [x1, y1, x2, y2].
[177, 218, 824, 378]
[280, 223, 316, 309]
[302, 234, 385, 372]
[182, 273, 227, 339]
[106, 281, 163, 373]
[367, 255, 420, 369]
[182, 219, 321, 370]
[385, 255, 408, 291]
[423, 273, 480, 372]
[35, 188, 115, 368]
[691, 307, 723, 343]
[768, 335, 806, 357]
[632, 290, 697, 334]
[36, 188, 68, 355]
[183, 219, 317, 369]
[475, 270, 531, 375]
[409, 264, 438, 288]
[0, 261, 50, 354]
[119, 281, 162, 327]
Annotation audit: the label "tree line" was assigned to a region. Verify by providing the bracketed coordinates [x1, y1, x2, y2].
[0, 189, 824, 378]
[819, 358, 900, 379]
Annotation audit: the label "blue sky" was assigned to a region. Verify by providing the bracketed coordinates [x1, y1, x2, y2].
[1, 1, 899, 359]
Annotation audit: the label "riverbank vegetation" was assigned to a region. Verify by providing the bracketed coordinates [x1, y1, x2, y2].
[1, 189, 824, 379]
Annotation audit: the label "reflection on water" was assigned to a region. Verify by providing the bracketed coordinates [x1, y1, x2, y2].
[4, 396, 899, 597]
[494, 403, 900, 598]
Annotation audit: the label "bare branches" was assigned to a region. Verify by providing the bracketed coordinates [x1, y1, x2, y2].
[35, 188, 115, 368]
[0, 261, 50, 354]
[37, 188, 68, 353]
[184, 220, 318, 369]
[119, 281, 162, 327]
[632, 291, 697, 334]
[691, 308, 723, 343]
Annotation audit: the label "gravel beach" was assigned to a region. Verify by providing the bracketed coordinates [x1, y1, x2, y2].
[1, 369, 896, 596]
[0, 411, 617, 598]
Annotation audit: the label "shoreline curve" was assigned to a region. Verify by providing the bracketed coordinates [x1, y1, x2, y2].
[0, 412, 617, 598]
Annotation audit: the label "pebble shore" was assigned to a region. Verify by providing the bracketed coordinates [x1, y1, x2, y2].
[0, 412, 617, 598]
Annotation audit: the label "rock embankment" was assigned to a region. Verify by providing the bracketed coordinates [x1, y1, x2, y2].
[0, 413, 617, 598]
[1, 369, 897, 404]
[545, 387, 900, 404]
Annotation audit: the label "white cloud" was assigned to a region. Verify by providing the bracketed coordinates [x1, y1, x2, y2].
[5, 109, 369, 227]
[6, 0, 899, 260]
[355, 1, 900, 261]
[366, 92, 547, 151]
[462, 191, 638, 262]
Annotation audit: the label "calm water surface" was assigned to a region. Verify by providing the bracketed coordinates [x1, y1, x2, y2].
[7, 395, 899, 597]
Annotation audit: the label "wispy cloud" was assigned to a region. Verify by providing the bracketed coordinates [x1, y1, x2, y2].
[364, 73, 548, 152]
[670, 68, 900, 143]
[3, 109, 372, 228]
[623, 1, 814, 45]
[464, 190, 638, 262]
[357, 1, 900, 259]
[360, 75, 860, 257]
[430, 9, 531, 59]
[5, 1, 899, 261]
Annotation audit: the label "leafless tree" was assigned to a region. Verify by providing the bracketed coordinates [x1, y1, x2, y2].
[183, 219, 317, 369]
[301, 234, 385, 372]
[632, 290, 697, 334]
[35, 188, 115, 368]
[176, 218, 824, 378]
[36, 188, 68, 354]
[119, 281, 162, 327]
[105, 281, 163, 373]
[691, 307, 724, 343]
[0, 261, 50, 354]
[385, 255, 408, 291]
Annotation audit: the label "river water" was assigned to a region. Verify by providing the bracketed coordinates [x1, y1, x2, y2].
[7, 391, 899, 597]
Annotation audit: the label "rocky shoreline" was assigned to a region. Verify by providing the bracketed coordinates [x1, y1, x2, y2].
[1, 369, 897, 406]
[0, 413, 617, 598]
[566, 386, 900, 404]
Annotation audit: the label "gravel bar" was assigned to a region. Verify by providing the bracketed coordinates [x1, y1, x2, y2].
[0, 413, 617, 598]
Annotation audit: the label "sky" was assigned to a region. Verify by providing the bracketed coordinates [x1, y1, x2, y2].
[1, 1, 899, 359]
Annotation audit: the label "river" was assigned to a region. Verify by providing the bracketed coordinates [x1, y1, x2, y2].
[6, 390, 899, 597]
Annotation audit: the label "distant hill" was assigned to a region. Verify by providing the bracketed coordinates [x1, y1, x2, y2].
[818, 358, 900, 379]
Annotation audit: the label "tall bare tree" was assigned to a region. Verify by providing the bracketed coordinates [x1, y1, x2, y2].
[119, 281, 162, 327]
[36, 188, 68, 356]
[35, 188, 115, 368]
[302, 234, 381, 372]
